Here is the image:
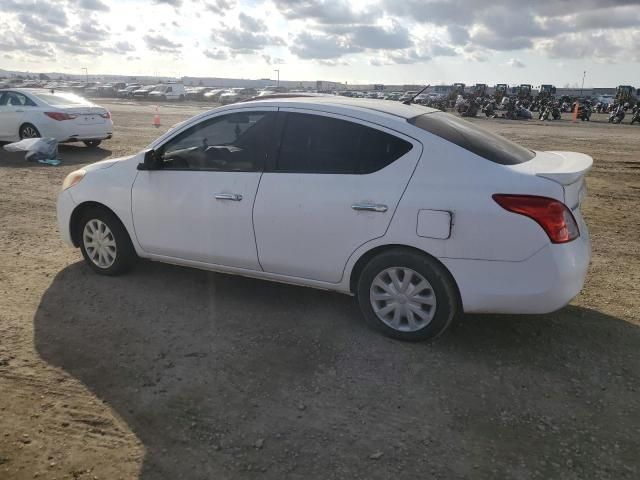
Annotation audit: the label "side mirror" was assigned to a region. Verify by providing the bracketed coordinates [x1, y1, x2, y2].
[137, 149, 159, 170]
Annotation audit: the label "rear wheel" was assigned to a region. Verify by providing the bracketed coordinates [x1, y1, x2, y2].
[83, 140, 102, 148]
[77, 207, 137, 275]
[356, 249, 460, 341]
[19, 123, 40, 139]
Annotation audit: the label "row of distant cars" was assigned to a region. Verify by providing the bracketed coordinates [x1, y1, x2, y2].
[118, 84, 290, 104]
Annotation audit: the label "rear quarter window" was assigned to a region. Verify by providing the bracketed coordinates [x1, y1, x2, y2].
[408, 112, 535, 165]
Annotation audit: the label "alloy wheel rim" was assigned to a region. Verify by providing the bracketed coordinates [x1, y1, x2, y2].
[22, 126, 39, 138]
[83, 219, 117, 268]
[370, 267, 437, 332]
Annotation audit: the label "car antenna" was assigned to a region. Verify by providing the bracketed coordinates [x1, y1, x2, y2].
[403, 84, 430, 105]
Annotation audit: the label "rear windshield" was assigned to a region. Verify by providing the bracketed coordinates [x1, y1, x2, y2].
[408, 112, 535, 165]
[33, 93, 87, 106]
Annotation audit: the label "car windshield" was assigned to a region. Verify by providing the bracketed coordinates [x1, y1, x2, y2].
[409, 112, 535, 165]
[154, 86, 169, 92]
[33, 92, 87, 106]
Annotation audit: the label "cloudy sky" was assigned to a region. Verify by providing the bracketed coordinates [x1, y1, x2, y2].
[1, 0, 639, 86]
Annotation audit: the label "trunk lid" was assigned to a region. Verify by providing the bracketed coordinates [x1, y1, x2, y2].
[515, 150, 592, 210]
[59, 105, 107, 125]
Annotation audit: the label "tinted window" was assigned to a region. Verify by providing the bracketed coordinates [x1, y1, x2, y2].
[0, 92, 36, 107]
[33, 93, 86, 106]
[408, 112, 535, 165]
[276, 113, 412, 174]
[159, 111, 276, 171]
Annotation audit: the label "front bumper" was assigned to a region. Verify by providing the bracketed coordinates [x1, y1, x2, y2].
[56, 189, 77, 247]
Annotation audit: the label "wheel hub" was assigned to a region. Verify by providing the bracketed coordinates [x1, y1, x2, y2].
[83, 219, 117, 269]
[369, 267, 437, 332]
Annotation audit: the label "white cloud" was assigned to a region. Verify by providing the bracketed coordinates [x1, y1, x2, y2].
[0, 0, 638, 85]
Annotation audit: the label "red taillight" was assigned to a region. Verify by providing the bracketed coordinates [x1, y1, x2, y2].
[493, 194, 579, 243]
[100, 111, 111, 119]
[44, 111, 76, 121]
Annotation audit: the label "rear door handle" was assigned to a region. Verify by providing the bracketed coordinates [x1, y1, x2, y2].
[352, 203, 388, 213]
[214, 193, 243, 201]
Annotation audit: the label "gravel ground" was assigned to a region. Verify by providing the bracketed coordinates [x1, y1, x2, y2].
[0, 100, 639, 480]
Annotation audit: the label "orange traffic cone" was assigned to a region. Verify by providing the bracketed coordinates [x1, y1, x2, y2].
[572, 101, 579, 123]
[153, 106, 161, 127]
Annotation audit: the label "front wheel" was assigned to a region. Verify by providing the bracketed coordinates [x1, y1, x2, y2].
[356, 249, 461, 341]
[78, 208, 137, 275]
[83, 140, 102, 148]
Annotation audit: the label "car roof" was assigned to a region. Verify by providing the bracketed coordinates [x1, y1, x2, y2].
[240, 95, 438, 120]
[0, 88, 71, 95]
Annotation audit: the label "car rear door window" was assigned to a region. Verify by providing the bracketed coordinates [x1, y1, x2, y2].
[0, 92, 36, 107]
[275, 112, 412, 174]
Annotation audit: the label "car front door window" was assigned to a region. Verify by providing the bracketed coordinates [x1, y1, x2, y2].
[158, 111, 275, 171]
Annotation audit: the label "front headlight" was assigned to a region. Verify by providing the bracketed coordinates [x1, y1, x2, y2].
[61, 169, 86, 191]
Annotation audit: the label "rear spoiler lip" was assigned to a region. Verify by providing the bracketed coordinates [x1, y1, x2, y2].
[533, 150, 593, 186]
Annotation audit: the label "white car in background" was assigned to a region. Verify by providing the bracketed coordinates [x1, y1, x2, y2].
[148, 83, 186, 101]
[57, 97, 592, 341]
[0, 88, 112, 148]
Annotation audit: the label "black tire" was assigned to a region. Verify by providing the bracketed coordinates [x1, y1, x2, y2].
[77, 207, 137, 276]
[356, 249, 461, 341]
[83, 140, 102, 148]
[19, 123, 41, 139]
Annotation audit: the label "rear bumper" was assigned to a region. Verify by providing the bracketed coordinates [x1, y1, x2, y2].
[56, 189, 77, 247]
[39, 119, 113, 143]
[442, 231, 591, 314]
[62, 133, 112, 142]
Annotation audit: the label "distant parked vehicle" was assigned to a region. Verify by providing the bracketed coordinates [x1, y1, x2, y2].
[630, 105, 639, 124]
[132, 85, 157, 99]
[383, 92, 403, 101]
[219, 88, 258, 105]
[399, 91, 419, 102]
[609, 104, 625, 124]
[148, 83, 186, 101]
[118, 85, 140, 98]
[185, 87, 217, 101]
[0, 88, 112, 147]
[203, 89, 227, 102]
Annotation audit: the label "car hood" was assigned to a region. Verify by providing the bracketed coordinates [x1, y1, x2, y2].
[83, 154, 136, 172]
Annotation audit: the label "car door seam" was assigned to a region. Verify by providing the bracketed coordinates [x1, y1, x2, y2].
[252, 170, 265, 272]
[338, 140, 425, 283]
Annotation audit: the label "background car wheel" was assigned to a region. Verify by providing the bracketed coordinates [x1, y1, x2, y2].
[356, 249, 461, 341]
[19, 123, 41, 139]
[83, 140, 102, 148]
[77, 207, 137, 276]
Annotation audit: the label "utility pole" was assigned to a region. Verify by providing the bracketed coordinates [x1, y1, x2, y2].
[580, 70, 586, 97]
[82, 67, 88, 83]
[274, 69, 280, 87]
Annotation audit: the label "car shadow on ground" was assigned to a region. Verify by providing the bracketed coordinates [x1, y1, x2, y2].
[34, 260, 640, 479]
[0, 143, 111, 168]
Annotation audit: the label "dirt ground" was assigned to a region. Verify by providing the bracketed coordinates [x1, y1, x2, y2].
[1, 100, 639, 480]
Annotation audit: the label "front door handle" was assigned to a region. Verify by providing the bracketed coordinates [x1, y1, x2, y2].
[352, 203, 388, 213]
[214, 193, 243, 201]
[15, 109, 24, 113]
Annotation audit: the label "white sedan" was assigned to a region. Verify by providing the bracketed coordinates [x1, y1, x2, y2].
[57, 97, 592, 341]
[0, 88, 113, 148]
